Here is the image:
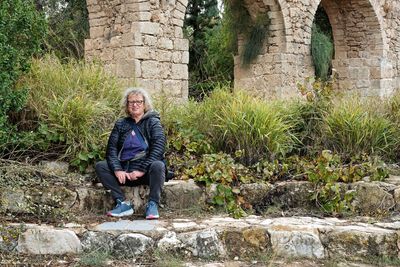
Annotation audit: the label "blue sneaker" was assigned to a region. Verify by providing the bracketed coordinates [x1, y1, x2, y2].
[106, 199, 134, 217]
[145, 200, 159, 220]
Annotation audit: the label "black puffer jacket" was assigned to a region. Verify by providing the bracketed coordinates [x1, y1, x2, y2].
[106, 111, 166, 173]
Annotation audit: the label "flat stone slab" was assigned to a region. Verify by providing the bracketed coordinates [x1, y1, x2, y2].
[93, 219, 165, 231]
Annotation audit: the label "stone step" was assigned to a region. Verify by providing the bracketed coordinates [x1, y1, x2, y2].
[3, 215, 400, 264]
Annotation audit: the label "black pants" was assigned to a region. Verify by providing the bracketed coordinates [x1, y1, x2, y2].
[95, 160, 165, 204]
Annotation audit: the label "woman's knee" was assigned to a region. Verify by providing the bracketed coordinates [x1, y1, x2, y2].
[149, 161, 165, 174]
[95, 160, 107, 173]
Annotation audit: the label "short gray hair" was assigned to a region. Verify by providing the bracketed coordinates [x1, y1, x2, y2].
[122, 87, 153, 115]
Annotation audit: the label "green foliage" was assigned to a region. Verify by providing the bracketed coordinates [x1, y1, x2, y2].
[311, 25, 333, 80]
[200, 89, 297, 165]
[78, 249, 111, 267]
[241, 14, 269, 66]
[306, 150, 388, 215]
[187, 153, 252, 218]
[281, 79, 333, 157]
[323, 98, 399, 161]
[0, 0, 46, 147]
[311, 7, 333, 80]
[224, 0, 269, 66]
[153, 248, 185, 267]
[16, 54, 122, 169]
[184, 0, 234, 99]
[38, 0, 89, 59]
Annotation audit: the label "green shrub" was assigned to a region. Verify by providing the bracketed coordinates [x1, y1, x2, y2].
[18, 54, 122, 170]
[188, 152, 252, 218]
[281, 79, 333, 156]
[200, 89, 297, 165]
[307, 150, 388, 215]
[323, 98, 399, 161]
[311, 23, 333, 80]
[0, 0, 46, 152]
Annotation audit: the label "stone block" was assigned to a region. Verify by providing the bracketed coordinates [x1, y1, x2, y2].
[223, 228, 269, 258]
[110, 36, 122, 48]
[351, 182, 395, 215]
[178, 229, 225, 258]
[172, 18, 184, 27]
[258, 181, 315, 210]
[132, 22, 160, 35]
[320, 225, 398, 260]
[269, 228, 324, 259]
[143, 35, 157, 46]
[240, 183, 272, 206]
[39, 161, 69, 175]
[158, 37, 174, 50]
[173, 9, 185, 20]
[137, 78, 162, 94]
[89, 27, 104, 39]
[172, 51, 182, 63]
[176, 2, 186, 13]
[88, 10, 106, 20]
[17, 228, 81, 254]
[138, 2, 151, 11]
[182, 51, 189, 64]
[100, 50, 113, 61]
[174, 38, 189, 51]
[135, 46, 151, 59]
[81, 231, 115, 253]
[116, 60, 137, 78]
[162, 79, 182, 96]
[177, 0, 189, 7]
[175, 26, 183, 38]
[113, 233, 154, 258]
[86, 0, 98, 5]
[141, 60, 160, 78]
[158, 50, 172, 62]
[138, 11, 152, 21]
[160, 62, 172, 79]
[122, 32, 143, 46]
[171, 64, 188, 79]
[161, 180, 204, 209]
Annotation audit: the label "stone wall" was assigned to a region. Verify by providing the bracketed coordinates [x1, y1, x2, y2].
[85, 0, 400, 100]
[235, 0, 400, 99]
[85, 0, 189, 99]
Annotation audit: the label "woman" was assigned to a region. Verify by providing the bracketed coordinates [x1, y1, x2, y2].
[95, 87, 166, 219]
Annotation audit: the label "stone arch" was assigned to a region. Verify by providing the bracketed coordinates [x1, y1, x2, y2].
[85, 0, 399, 100]
[310, 0, 389, 96]
[234, 0, 300, 99]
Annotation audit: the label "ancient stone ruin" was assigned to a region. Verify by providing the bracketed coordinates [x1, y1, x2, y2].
[85, 0, 400, 99]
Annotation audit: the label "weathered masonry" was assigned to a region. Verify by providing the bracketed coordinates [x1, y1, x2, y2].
[85, 0, 400, 99]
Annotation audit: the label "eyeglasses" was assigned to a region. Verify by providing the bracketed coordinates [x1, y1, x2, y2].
[128, 100, 144, 106]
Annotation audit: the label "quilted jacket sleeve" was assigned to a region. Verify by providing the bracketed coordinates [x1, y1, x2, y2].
[136, 117, 166, 172]
[105, 120, 123, 172]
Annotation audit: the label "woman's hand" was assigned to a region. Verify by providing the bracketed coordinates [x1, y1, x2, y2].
[128, 170, 145, 180]
[114, 170, 129, 184]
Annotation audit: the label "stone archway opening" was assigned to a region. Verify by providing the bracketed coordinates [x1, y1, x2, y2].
[311, 5, 334, 81]
[320, 0, 387, 96]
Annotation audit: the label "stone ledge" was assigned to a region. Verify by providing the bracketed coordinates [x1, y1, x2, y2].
[3, 215, 400, 262]
[3, 178, 400, 217]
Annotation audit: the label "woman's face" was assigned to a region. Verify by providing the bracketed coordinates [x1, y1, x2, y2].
[127, 93, 145, 118]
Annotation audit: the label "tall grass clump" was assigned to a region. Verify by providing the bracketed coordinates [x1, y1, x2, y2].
[283, 79, 333, 156]
[198, 89, 296, 165]
[322, 98, 399, 161]
[18, 54, 122, 168]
